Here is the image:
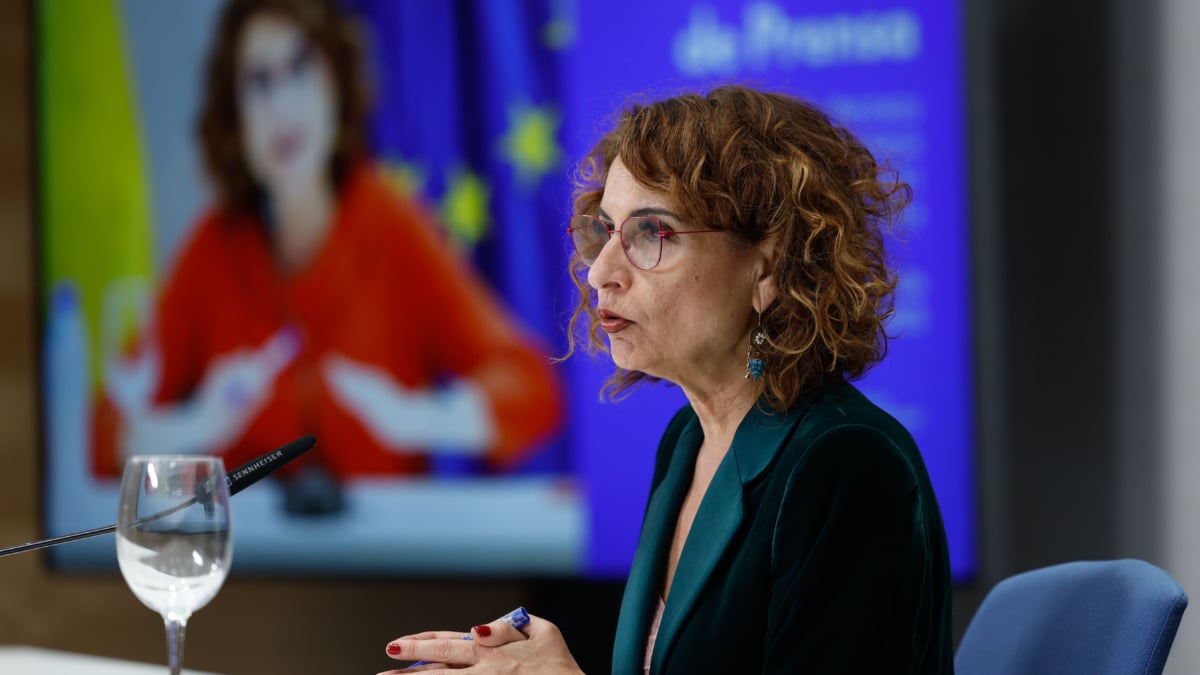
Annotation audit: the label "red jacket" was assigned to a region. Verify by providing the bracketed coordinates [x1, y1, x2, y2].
[93, 166, 563, 477]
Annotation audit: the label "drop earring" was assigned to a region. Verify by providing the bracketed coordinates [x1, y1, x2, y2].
[745, 312, 766, 381]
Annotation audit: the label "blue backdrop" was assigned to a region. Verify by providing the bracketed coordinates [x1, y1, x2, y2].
[344, 0, 973, 581]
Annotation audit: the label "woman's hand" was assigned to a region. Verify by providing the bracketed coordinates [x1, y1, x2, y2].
[118, 326, 299, 457]
[322, 353, 495, 452]
[379, 613, 584, 674]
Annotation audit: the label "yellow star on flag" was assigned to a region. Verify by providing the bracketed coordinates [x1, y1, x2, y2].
[441, 168, 491, 246]
[499, 102, 563, 188]
[542, 0, 577, 50]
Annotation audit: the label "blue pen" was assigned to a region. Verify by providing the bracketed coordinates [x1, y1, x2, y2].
[408, 606, 531, 667]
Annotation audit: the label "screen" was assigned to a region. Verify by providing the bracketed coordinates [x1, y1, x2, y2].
[36, 0, 974, 580]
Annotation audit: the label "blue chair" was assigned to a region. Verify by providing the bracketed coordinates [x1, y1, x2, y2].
[955, 559, 1188, 675]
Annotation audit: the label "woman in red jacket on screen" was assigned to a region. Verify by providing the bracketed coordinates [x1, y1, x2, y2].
[379, 87, 954, 674]
[93, 0, 563, 509]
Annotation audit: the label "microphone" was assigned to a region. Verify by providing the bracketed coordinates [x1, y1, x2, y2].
[0, 435, 316, 558]
[202, 434, 316, 501]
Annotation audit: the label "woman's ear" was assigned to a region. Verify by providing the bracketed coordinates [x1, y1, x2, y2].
[752, 238, 779, 314]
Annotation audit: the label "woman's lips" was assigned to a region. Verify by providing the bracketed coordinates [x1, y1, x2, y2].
[272, 131, 305, 165]
[598, 308, 632, 333]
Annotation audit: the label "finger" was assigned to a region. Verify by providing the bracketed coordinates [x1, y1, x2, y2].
[321, 354, 383, 402]
[394, 631, 470, 641]
[470, 620, 528, 647]
[376, 664, 448, 675]
[322, 352, 352, 376]
[259, 325, 302, 374]
[385, 637, 478, 664]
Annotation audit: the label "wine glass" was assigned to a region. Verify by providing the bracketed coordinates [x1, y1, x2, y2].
[117, 456, 232, 675]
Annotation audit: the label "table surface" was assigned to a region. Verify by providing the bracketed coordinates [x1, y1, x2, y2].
[0, 646, 222, 674]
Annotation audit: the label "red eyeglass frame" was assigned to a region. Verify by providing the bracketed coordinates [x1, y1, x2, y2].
[566, 215, 724, 270]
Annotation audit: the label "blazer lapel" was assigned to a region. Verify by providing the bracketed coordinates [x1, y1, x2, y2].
[612, 417, 704, 674]
[650, 402, 808, 672]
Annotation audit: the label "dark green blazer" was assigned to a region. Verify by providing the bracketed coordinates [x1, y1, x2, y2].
[611, 382, 954, 674]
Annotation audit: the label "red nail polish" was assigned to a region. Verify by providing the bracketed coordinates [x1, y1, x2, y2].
[386, 643, 402, 656]
[473, 624, 492, 637]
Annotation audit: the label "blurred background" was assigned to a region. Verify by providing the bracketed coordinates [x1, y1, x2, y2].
[2, 0, 1199, 673]
[30, 0, 974, 584]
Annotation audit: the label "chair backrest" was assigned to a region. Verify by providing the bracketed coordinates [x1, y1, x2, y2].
[955, 559, 1188, 675]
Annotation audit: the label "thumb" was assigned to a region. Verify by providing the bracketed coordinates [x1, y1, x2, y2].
[468, 607, 534, 647]
[259, 325, 302, 375]
[469, 620, 528, 648]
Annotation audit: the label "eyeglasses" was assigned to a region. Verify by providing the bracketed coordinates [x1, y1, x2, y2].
[567, 215, 724, 271]
[239, 40, 318, 102]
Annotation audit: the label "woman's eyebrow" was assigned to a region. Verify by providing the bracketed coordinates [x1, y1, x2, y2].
[595, 206, 682, 221]
[630, 207, 682, 220]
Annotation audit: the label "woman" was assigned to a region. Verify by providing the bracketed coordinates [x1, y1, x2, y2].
[92, 0, 563, 492]
[381, 86, 954, 673]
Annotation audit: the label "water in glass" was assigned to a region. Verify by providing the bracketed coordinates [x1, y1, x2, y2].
[117, 456, 232, 674]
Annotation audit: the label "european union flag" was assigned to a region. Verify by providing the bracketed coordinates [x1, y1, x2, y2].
[343, 0, 574, 475]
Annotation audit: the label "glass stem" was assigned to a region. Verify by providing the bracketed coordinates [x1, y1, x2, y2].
[164, 617, 188, 675]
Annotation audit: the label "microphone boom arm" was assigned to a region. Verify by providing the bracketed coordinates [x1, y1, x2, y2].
[0, 435, 316, 559]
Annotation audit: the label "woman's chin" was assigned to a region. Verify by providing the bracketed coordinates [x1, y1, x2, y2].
[264, 162, 323, 197]
[608, 343, 640, 373]
[610, 349, 662, 379]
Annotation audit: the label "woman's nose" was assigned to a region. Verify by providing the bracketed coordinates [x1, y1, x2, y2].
[587, 234, 629, 291]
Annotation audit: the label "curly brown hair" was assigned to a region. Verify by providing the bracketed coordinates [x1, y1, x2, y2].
[197, 0, 372, 216]
[567, 85, 909, 410]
